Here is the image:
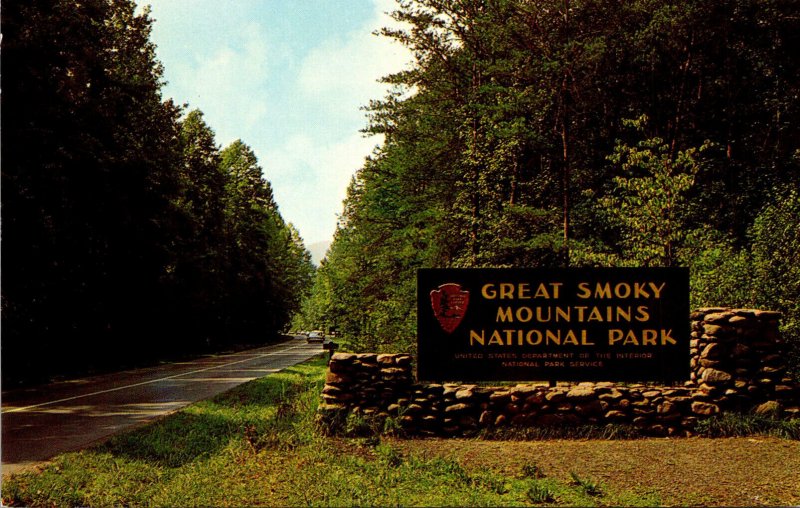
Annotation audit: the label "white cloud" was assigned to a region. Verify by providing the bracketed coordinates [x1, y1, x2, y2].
[265, 132, 382, 246]
[279, 0, 411, 246]
[139, 0, 413, 247]
[297, 0, 411, 121]
[168, 22, 271, 145]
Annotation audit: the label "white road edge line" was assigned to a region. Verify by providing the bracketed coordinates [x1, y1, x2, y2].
[2, 345, 315, 414]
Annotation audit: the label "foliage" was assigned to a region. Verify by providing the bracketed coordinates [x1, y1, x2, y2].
[297, 0, 799, 359]
[598, 117, 712, 267]
[688, 242, 755, 311]
[3, 0, 184, 381]
[689, 189, 800, 376]
[749, 188, 800, 374]
[1, 0, 313, 385]
[569, 472, 603, 497]
[521, 463, 547, 479]
[219, 140, 315, 339]
[526, 482, 556, 504]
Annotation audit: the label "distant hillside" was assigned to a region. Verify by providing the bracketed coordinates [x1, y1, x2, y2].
[307, 241, 331, 266]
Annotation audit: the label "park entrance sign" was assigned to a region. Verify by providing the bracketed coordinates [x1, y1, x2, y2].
[417, 268, 690, 383]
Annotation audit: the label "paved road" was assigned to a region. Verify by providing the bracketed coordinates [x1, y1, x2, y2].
[1, 338, 323, 476]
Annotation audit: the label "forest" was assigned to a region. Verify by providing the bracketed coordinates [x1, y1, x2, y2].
[295, 0, 800, 374]
[2, 1, 315, 385]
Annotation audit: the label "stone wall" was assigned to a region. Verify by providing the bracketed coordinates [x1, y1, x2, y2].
[689, 308, 796, 411]
[318, 309, 799, 437]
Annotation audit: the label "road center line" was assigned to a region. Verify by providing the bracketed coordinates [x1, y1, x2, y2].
[2, 344, 311, 414]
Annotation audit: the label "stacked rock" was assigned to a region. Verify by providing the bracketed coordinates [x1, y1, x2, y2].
[325, 376, 697, 436]
[689, 308, 799, 417]
[481, 383, 695, 436]
[317, 308, 800, 436]
[386, 383, 492, 437]
[319, 353, 413, 417]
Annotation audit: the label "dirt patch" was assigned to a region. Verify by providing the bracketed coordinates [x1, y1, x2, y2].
[387, 437, 800, 506]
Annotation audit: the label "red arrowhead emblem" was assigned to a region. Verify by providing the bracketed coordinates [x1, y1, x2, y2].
[430, 283, 470, 334]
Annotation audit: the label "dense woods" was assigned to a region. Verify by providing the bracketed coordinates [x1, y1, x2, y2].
[296, 0, 800, 373]
[2, 0, 314, 385]
[3, 0, 799, 385]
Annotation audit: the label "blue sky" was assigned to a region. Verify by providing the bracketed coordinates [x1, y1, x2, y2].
[136, 0, 411, 252]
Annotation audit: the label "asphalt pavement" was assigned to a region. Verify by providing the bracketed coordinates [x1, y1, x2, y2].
[1, 337, 322, 476]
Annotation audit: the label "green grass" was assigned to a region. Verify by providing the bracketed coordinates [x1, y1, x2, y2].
[2, 358, 327, 507]
[694, 412, 800, 439]
[3, 356, 791, 507]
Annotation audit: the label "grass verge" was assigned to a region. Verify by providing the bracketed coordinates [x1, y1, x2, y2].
[2, 355, 798, 507]
[694, 412, 800, 439]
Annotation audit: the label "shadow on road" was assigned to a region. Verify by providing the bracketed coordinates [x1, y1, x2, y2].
[2, 341, 323, 475]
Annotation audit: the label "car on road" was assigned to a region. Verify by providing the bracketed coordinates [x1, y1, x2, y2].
[306, 330, 325, 343]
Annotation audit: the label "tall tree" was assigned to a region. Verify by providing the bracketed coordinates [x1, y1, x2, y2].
[2, 0, 183, 382]
[219, 140, 314, 338]
[160, 110, 229, 348]
[2, 1, 316, 384]
[300, 0, 799, 354]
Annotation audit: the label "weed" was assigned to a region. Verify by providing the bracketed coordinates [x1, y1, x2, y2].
[482, 423, 643, 441]
[570, 471, 603, 497]
[344, 412, 380, 436]
[696, 412, 800, 439]
[375, 443, 403, 467]
[473, 474, 509, 495]
[597, 423, 642, 439]
[521, 462, 547, 479]
[381, 412, 408, 437]
[527, 481, 556, 504]
[360, 434, 382, 448]
[431, 456, 473, 485]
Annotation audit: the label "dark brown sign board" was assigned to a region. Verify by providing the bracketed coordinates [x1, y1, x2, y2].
[417, 267, 690, 383]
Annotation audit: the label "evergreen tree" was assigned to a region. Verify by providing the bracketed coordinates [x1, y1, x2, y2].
[2, 1, 316, 384]
[2, 0, 183, 382]
[299, 0, 799, 355]
[220, 140, 314, 339]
